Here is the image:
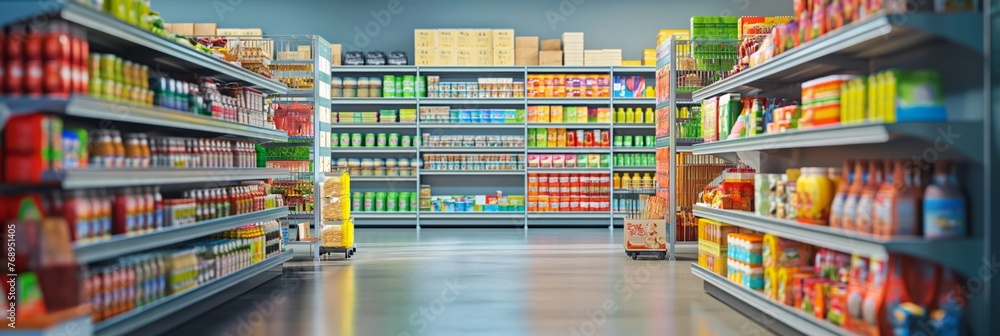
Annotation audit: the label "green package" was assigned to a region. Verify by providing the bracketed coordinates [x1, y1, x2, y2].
[527, 129, 536, 147]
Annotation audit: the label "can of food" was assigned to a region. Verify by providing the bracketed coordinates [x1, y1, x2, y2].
[359, 133, 371, 147]
[375, 192, 387, 212]
[386, 192, 399, 212]
[382, 75, 395, 97]
[363, 192, 375, 211]
[401, 135, 412, 147]
[394, 77, 403, 98]
[613, 135, 623, 147]
[352, 192, 362, 211]
[377, 133, 388, 147]
[388, 133, 399, 147]
[329, 133, 339, 147]
[398, 192, 410, 212]
[341, 133, 351, 147]
[402, 75, 415, 97]
[622, 135, 633, 147]
[646, 135, 655, 147]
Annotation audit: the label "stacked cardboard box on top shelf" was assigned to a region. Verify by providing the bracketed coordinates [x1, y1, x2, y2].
[415, 28, 515, 66]
[562, 32, 584, 66]
[584, 49, 622, 66]
[540, 39, 562, 66]
[515, 36, 539, 65]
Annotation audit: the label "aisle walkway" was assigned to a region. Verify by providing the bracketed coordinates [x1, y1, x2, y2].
[172, 229, 774, 336]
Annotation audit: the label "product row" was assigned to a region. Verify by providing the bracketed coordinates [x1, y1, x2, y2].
[526, 154, 610, 169]
[331, 75, 420, 98]
[526, 106, 612, 124]
[613, 154, 656, 167]
[2, 115, 261, 183]
[614, 172, 657, 189]
[528, 129, 611, 148]
[334, 157, 420, 177]
[423, 154, 525, 171]
[330, 132, 418, 148]
[419, 106, 525, 123]
[698, 218, 963, 336]
[426, 76, 526, 98]
[333, 109, 418, 124]
[527, 173, 612, 212]
[612, 76, 653, 98]
[422, 192, 526, 213]
[422, 134, 524, 148]
[526, 74, 611, 98]
[612, 107, 656, 124]
[273, 102, 316, 138]
[85, 221, 283, 322]
[353, 191, 419, 212]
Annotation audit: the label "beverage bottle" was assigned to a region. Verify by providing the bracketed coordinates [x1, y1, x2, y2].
[829, 160, 853, 229]
[842, 160, 867, 232]
[923, 161, 966, 238]
[855, 160, 882, 234]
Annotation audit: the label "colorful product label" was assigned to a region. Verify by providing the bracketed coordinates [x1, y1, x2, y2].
[923, 197, 966, 238]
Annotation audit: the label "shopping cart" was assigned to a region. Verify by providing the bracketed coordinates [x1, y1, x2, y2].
[622, 188, 668, 260]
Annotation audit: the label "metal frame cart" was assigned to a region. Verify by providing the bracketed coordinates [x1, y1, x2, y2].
[621, 187, 668, 260]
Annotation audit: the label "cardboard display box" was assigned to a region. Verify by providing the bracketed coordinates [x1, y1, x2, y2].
[515, 48, 538, 65]
[216, 28, 264, 36]
[331, 44, 342, 65]
[415, 47, 434, 65]
[435, 30, 457, 48]
[168, 23, 195, 36]
[492, 29, 515, 48]
[539, 50, 562, 66]
[435, 48, 457, 66]
[493, 47, 514, 66]
[414, 29, 435, 48]
[541, 39, 561, 51]
[515, 36, 539, 49]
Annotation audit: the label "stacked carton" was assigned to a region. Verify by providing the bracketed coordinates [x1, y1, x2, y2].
[643, 49, 656, 66]
[584, 49, 622, 66]
[562, 32, 584, 66]
[457, 29, 493, 66]
[414, 29, 435, 65]
[492, 29, 515, 66]
[435, 29, 457, 66]
[515, 36, 539, 65]
[539, 39, 562, 66]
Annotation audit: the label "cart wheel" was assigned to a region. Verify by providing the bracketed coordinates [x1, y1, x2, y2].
[658, 252, 666, 260]
[631, 253, 638, 260]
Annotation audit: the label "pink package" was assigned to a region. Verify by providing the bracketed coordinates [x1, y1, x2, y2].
[552, 155, 565, 168]
[528, 154, 540, 168]
[540, 155, 552, 168]
[564, 154, 577, 168]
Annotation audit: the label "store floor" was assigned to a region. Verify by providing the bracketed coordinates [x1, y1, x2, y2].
[171, 229, 774, 336]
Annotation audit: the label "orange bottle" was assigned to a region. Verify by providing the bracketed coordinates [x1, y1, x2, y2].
[841, 160, 866, 232]
[855, 160, 882, 234]
[874, 160, 919, 237]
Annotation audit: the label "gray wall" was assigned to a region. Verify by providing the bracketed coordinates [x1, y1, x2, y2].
[156, 0, 792, 59]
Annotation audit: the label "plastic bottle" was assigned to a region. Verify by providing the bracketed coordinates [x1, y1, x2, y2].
[625, 108, 635, 123]
[842, 160, 867, 232]
[641, 173, 653, 189]
[616, 108, 625, 123]
[855, 161, 882, 234]
[635, 108, 645, 123]
[613, 173, 621, 189]
[923, 161, 966, 238]
[645, 108, 655, 124]
[829, 160, 853, 229]
[621, 173, 632, 189]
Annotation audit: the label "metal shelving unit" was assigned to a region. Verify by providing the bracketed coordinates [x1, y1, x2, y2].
[74, 208, 289, 264]
[332, 147, 418, 154]
[330, 123, 418, 129]
[420, 170, 524, 175]
[328, 98, 417, 105]
[613, 166, 656, 172]
[420, 147, 524, 153]
[680, 8, 992, 336]
[18, 168, 288, 190]
[526, 147, 611, 154]
[419, 123, 524, 129]
[527, 122, 611, 129]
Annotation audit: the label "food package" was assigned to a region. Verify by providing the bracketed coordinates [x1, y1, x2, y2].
[322, 172, 351, 221]
[763, 233, 811, 268]
[321, 223, 344, 247]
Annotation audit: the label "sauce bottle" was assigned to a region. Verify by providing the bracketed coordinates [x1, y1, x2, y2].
[855, 160, 882, 234]
[923, 161, 966, 239]
[841, 160, 867, 232]
[829, 160, 853, 229]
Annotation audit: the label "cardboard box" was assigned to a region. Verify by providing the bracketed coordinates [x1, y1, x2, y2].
[331, 44, 342, 65]
[541, 39, 561, 51]
[473, 47, 493, 65]
[562, 32, 584, 43]
[415, 47, 434, 66]
[435, 30, 457, 48]
[414, 29, 435, 48]
[474, 30, 493, 48]
[169, 23, 195, 36]
[194, 23, 217, 36]
[457, 29, 476, 48]
[621, 60, 642, 66]
[515, 36, 539, 49]
[515, 48, 538, 65]
[216, 28, 264, 36]
[435, 48, 457, 65]
[457, 48, 477, 66]
[539, 50, 562, 65]
[493, 48, 514, 66]
[492, 29, 515, 48]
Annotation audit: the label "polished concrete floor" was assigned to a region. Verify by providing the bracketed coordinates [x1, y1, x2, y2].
[172, 229, 775, 336]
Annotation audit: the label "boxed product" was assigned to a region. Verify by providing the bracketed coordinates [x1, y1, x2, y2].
[457, 29, 476, 48]
[435, 48, 457, 66]
[474, 29, 493, 48]
[516, 36, 539, 49]
[539, 51, 563, 66]
[415, 48, 434, 65]
[493, 29, 515, 48]
[702, 97, 719, 142]
[493, 48, 515, 65]
[331, 44, 342, 65]
[194, 23, 217, 36]
[516, 49, 539, 65]
[717, 94, 742, 139]
[414, 29, 435, 48]
[541, 39, 561, 51]
[435, 29, 457, 48]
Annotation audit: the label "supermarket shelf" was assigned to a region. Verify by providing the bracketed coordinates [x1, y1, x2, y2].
[692, 12, 982, 101]
[527, 147, 611, 154]
[74, 208, 289, 264]
[612, 147, 655, 153]
[613, 166, 656, 172]
[655, 99, 698, 110]
[285, 213, 316, 221]
[345, 176, 418, 182]
[692, 205, 983, 277]
[420, 212, 524, 219]
[420, 147, 525, 153]
[332, 147, 418, 154]
[527, 98, 611, 105]
[271, 59, 315, 64]
[654, 136, 671, 148]
[280, 89, 317, 98]
[527, 168, 611, 174]
[418, 66, 526, 73]
[612, 97, 656, 104]
[692, 264, 846, 336]
[94, 250, 292, 336]
[420, 170, 524, 175]
[527, 122, 611, 129]
[2, 96, 288, 142]
[354, 212, 419, 219]
[6, 168, 290, 190]
[613, 188, 656, 194]
[0, 2, 288, 93]
[330, 98, 418, 105]
[330, 65, 418, 72]
[418, 122, 524, 129]
[331, 123, 418, 129]
[419, 98, 525, 105]
[527, 212, 608, 219]
[610, 66, 656, 74]
[613, 123, 656, 129]
[527, 66, 611, 73]
[690, 122, 983, 164]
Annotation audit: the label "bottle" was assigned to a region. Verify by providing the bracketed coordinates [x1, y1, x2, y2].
[855, 160, 882, 234]
[616, 108, 625, 123]
[645, 108, 655, 124]
[641, 173, 652, 189]
[625, 108, 635, 123]
[829, 160, 853, 229]
[153, 186, 163, 230]
[923, 161, 966, 239]
[842, 160, 867, 232]
[635, 108, 644, 123]
[621, 173, 632, 189]
[613, 173, 621, 189]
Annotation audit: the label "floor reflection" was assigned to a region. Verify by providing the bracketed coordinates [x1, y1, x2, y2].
[169, 229, 772, 336]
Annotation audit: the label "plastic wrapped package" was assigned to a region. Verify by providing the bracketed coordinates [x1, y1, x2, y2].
[322, 172, 351, 221]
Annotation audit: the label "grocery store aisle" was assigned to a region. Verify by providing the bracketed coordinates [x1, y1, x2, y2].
[172, 229, 772, 336]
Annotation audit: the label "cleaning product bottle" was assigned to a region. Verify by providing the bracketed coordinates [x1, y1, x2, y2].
[625, 108, 635, 123]
[829, 160, 853, 229]
[842, 160, 867, 232]
[923, 161, 966, 239]
[855, 160, 882, 234]
[645, 108, 655, 124]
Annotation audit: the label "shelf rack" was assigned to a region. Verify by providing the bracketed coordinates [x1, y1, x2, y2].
[677, 9, 992, 336]
[330, 66, 657, 228]
[0, 5, 298, 334]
